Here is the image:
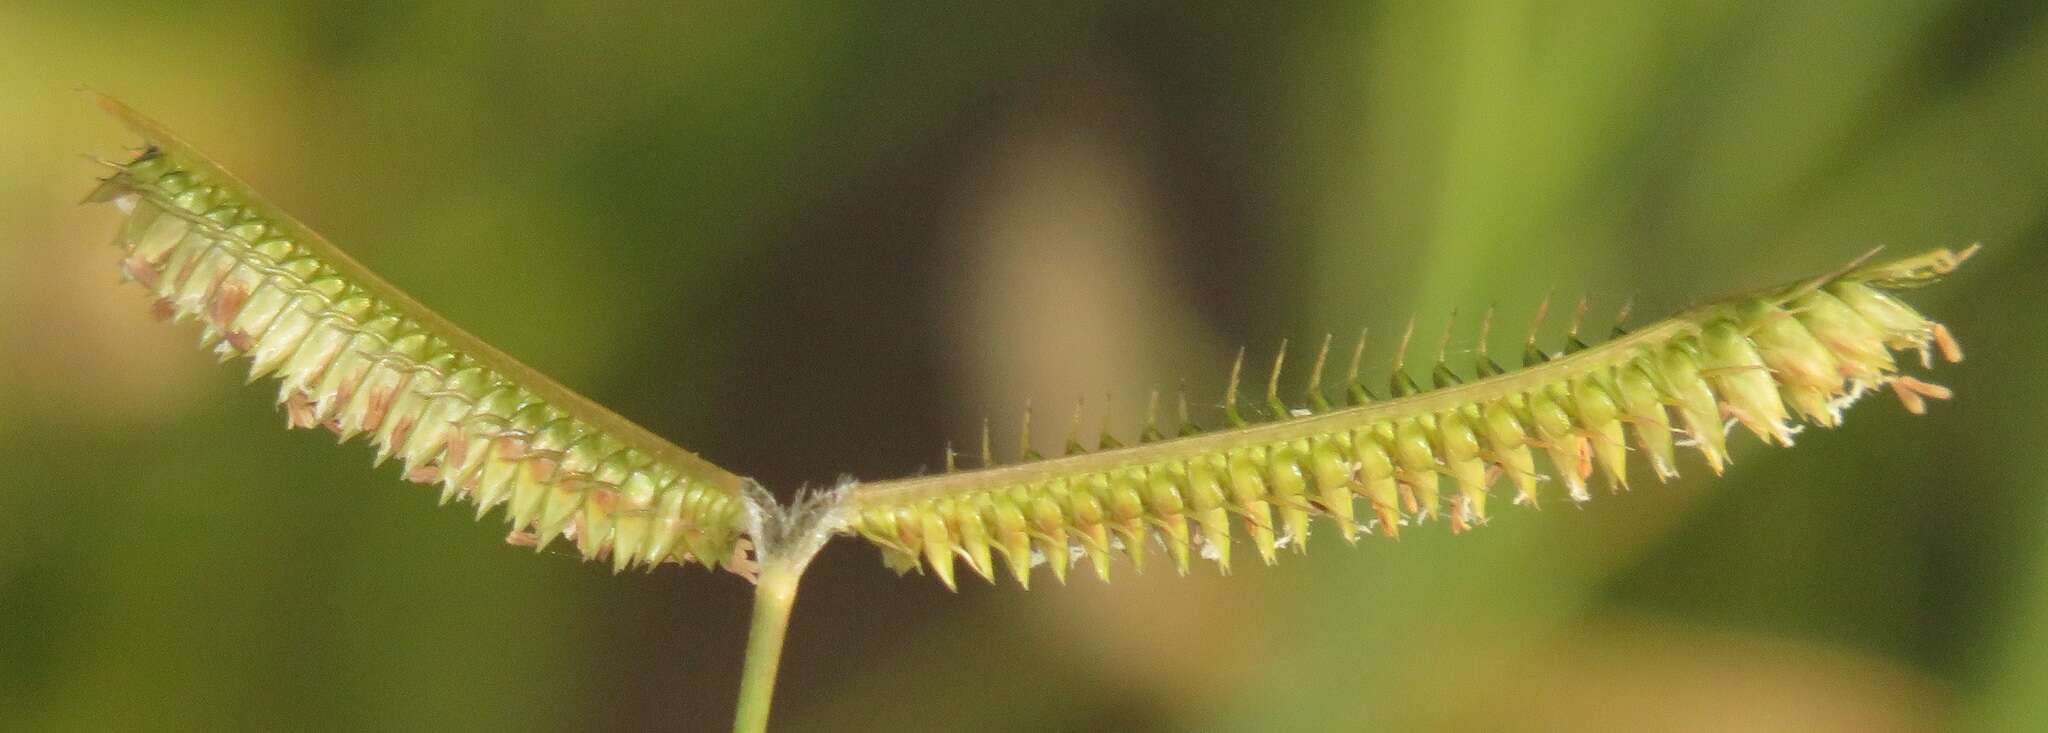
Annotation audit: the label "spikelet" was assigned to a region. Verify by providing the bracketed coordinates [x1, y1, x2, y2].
[842, 246, 1976, 589]
[84, 94, 754, 576]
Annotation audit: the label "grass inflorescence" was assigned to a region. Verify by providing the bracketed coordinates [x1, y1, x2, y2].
[86, 94, 755, 577]
[79, 93, 1974, 595]
[75, 93, 1978, 733]
[841, 248, 1974, 589]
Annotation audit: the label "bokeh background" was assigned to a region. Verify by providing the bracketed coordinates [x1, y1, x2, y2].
[3, 2, 2045, 731]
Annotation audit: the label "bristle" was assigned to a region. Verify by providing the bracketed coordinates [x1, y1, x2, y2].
[1431, 309, 1462, 389]
[1305, 333, 1334, 413]
[1176, 386, 1199, 438]
[1391, 317, 1415, 374]
[1475, 305, 1506, 377]
[1563, 295, 1592, 354]
[1223, 347, 1249, 427]
[1344, 327, 1373, 406]
[1063, 397, 1087, 456]
[980, 417, 995, 467]
[1019, 399, 1042, 461]
[1097, 394, 1124, 450]
[1264, 338, 1290, 418]
[1140, 389, 1165, 443]
[1389, 317, 1422, 398]
[1524, 291, 1554, 366]
[1435, 309, 1459, 364]
[1610, 296, 1635, 338]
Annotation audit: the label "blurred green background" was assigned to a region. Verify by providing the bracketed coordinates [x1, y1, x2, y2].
[2, 2, 2045, 731]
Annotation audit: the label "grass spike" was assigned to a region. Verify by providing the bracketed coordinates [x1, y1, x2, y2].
[83, 94, 754, 577]
[843, 247, 1973, 583]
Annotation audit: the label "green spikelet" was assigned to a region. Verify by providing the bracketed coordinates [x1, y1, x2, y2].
[842, 247, 1976, 586]
[83, 93, 755, 576]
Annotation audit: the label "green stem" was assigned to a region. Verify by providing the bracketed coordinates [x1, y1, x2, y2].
[730, 482, 840, 733]
[733, 562, 803, 733]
